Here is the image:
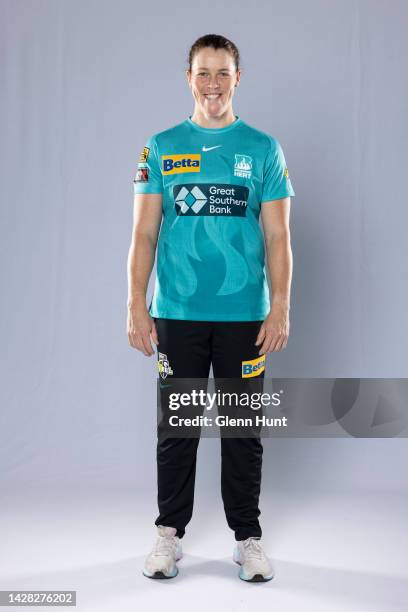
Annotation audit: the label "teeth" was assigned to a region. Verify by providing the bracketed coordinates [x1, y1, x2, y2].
[205, 94, 220, 99]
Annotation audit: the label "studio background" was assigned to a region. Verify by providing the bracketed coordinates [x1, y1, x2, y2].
[1, 1, 407, 610]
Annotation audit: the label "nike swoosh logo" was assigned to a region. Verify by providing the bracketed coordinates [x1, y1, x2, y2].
[202, 145, 222, 152]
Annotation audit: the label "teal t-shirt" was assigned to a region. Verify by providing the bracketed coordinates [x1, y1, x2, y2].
[133, 116, 295, 321]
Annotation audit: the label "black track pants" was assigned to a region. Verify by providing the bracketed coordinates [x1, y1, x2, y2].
[154, 318, 265, 541]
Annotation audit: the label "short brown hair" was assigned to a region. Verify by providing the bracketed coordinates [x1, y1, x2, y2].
[187, 34, 240, 71]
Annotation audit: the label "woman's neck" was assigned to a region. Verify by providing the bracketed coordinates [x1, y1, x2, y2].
[190, 108, 236, 129]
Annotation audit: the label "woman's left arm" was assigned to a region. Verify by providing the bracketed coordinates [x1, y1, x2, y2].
[256, 197, 293, 354]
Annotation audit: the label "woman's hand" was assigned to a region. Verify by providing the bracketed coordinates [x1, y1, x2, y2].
[127, 304, 158, 356]
[255, 304, 290, 355]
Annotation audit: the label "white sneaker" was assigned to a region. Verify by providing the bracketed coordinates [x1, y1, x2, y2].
[233, 537, 274, 582]
[143, 525, 182, 579]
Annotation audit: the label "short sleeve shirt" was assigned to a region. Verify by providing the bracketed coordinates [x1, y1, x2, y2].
[133, 116, 295, 321]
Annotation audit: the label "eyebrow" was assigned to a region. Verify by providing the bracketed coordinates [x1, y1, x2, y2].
[195, 67, 232, 72]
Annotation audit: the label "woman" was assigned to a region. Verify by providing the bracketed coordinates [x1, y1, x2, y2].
[127, 34, 295, 582]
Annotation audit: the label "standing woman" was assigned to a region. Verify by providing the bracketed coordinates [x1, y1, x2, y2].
[127, 34, 295, 582]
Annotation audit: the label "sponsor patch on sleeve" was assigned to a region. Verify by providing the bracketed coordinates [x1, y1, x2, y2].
[134, 167, 149, 183]
[139, 147, 150, 163]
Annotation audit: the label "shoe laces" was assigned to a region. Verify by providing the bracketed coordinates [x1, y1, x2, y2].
[242, 537, 264, 560]
[151, 534, 178, 558]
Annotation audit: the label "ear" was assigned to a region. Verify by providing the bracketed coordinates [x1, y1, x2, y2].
[186, 69, 192, 88]
[235, 69, 241, 87]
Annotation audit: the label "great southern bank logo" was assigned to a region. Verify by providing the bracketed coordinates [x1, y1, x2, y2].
[175, 186, 207, 214]
[173, 184, 249, 217]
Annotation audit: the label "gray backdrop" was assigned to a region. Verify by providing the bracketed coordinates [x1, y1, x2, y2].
[1, 0, 408, 494]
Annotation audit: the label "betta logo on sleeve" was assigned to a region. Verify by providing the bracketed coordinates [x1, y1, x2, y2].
[162, 154, 201, 175]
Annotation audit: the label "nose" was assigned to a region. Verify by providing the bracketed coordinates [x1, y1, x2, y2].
[207, 75, 220, 89]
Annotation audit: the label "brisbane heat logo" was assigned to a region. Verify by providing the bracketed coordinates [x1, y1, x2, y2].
[234, 154, 252, 179]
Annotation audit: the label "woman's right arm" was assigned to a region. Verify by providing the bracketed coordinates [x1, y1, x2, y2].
[127, 193, 163, 356]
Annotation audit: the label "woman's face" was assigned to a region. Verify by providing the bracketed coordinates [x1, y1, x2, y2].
[187, 47, 240, 118]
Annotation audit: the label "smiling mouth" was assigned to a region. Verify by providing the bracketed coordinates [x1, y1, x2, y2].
[204, 94, 222, 99]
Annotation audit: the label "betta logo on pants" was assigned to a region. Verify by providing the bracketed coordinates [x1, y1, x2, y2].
[241, 355, 266, 378]
[173, 183, 249, 216]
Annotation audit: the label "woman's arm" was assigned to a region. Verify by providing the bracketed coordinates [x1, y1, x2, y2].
[127, 193, 163, 356]
[256, 197, 293, 354]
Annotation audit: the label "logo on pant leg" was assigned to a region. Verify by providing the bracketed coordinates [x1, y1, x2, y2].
[157, 352, 174, 379]
[241, 355, 266, 378]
